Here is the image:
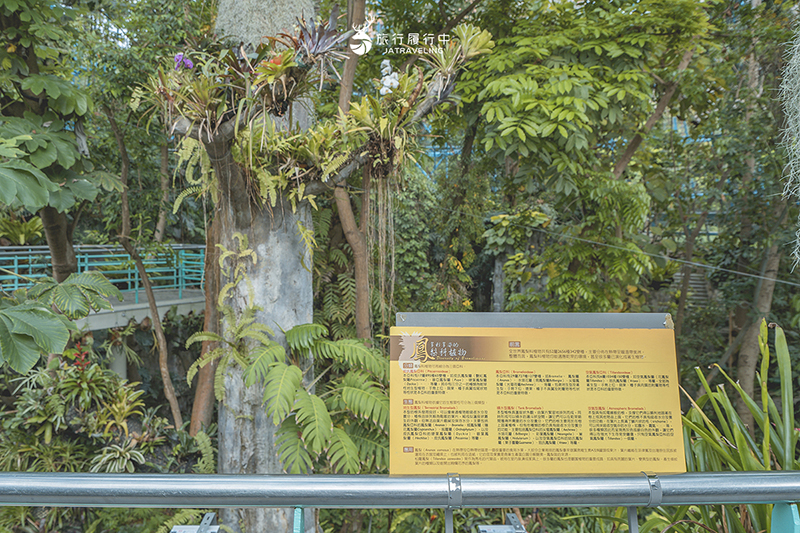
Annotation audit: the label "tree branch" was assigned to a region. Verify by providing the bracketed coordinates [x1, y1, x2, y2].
[612, 46, 695, 179]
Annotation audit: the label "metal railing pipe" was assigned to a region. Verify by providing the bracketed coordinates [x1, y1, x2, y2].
[1, 472, 799, 509]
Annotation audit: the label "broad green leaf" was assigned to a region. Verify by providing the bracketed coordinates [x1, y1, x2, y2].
[0, 315, 41, 373]
[51, 284, 91, 319]
[28, 142, 58, 168]
[63, 271, 123, 300]
[0, 159, 55, 211]
[47, 187, 76, 212]
[63, 178, 99, 202]
[2, 305, 69, 355]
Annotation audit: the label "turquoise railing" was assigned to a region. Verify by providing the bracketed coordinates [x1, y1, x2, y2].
[0, 244, 205, 302]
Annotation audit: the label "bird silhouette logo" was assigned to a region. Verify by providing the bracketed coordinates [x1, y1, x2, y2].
[350, 17, 376, 56]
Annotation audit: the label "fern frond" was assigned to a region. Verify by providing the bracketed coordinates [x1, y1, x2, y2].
[316, 339, 387, 381]
[276, 416, 315, 474]
[173, 186, 202, 214]
[327, 427, 360, 474]
[243, 343, 286, 387]
[287, 323, 328, 351]
[330, 248, 349, 268]
[187, 346, 226, 385]
[263, 362, 303, 424]
[347, 423, 389, 472]
[156, 509, 211, 533]
[214, 353, 231, 402]
[295, 389, 333, 454]
[186, 331, 226, 349]
[193, 431, 217, 474]
[340, 371, 389, 429]
[321, 153, 349, 182]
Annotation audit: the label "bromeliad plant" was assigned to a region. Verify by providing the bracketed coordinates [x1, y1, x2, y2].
[138, 19, 493, 208]
[131, 9, 353, 140]
[634, 319, 799, 533]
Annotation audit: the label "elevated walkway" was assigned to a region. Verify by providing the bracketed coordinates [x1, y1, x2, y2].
[0, 244, 206, 330]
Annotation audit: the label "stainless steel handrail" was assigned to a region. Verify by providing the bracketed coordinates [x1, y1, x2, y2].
[0, 472, 798, 509]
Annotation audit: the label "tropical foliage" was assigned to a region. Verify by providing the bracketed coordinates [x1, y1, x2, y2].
[186, 234, 388, 474]
[0, 339, 215, 533]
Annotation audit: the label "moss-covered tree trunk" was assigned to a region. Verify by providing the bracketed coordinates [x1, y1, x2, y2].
[210, 2, 316, 532]
[203, 139, 315, 533]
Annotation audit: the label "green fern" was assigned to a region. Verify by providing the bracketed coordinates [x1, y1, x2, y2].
[327, 427, 360, 474]
[321, 152, 349, 182]
[346, 424, 389, 472]
[276, 416, 315, 473]
[243, 343, 286, 386]
[294, 389, 333, 454]
[262, 362, 303, 424]
[340, 371, 390, 429]
[286, 323, 328, 351]
[192, 430, 216, 474]
[156, 509, 212, 533]
[315, 338, 388, 380]
[173, 186, 202, 214]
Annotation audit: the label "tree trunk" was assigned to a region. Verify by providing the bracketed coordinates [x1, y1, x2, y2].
[734, 199, 787, 430]
[189, 215, 220, 435]
[337, 0, 365, 113]
[154, 141, 170, 243]
[203, 138, 315, 533]
[612, 47, 695, 179]
[107, 105, 184, 428]
[334, 183, 371, 340]
[334, 0, 372, 340]
[735, 243, 781, 430]
[39, 207, 77, 283]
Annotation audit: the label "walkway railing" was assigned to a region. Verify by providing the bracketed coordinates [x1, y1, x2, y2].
[0, 244, 205, 302]
[0, 472, 798, 532]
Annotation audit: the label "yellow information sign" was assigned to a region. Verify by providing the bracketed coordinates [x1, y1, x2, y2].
[389, 327, 686, 475]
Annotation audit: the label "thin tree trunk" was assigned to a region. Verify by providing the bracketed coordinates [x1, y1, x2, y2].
[335, 0, 371, 340]
[334, 182, 371, 339]
[120, 238, 184, 428]
[106, 106, 184, 428]
[189, 215, 220, 435]
[154, 141, 171, 243]
[735, 200, 787, 429]
[735, 244, 781, 430]
[337, 0, 365, 113]
[612, 47, 695, 179]
[39, 207, 77, 283]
